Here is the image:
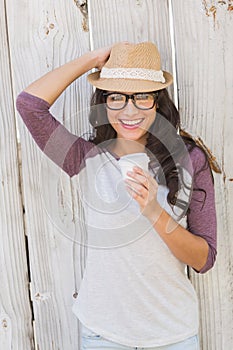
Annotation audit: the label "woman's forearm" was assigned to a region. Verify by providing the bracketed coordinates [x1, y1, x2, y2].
[126, 167, 209, 272]
[24, 52, 98, 105]
[150, 206, 209, 272]
[23, 44, 113, 105]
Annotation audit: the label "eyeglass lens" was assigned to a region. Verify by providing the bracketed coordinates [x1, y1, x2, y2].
[105, 93, 156, 110]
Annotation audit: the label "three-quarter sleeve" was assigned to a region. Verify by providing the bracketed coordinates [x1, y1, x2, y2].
[16, 91, 95, 177]
[187, 147, 217, 273]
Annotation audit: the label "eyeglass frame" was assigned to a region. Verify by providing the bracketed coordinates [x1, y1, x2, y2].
[102, 91, 159, 111]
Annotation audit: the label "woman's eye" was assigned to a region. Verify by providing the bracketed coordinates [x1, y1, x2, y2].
[136, 94, 150, 101]
[110, 94, 124, 101]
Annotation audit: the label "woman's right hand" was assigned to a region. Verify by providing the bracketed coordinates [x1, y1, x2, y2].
[91, 41, 129, 70]
[91, 45, 113, 70]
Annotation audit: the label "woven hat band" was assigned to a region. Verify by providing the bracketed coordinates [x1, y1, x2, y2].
[100, 67, 165, 83]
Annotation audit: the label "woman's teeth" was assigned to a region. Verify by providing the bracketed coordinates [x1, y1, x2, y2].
[120, 118, 143, 126]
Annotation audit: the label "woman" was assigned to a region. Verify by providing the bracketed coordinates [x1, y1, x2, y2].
[16, 42, 217, 350]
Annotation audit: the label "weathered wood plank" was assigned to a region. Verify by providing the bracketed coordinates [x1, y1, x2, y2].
[171, 1, 233, 348]
[0, 0, 34, 349]
[7, 0, 92, 349]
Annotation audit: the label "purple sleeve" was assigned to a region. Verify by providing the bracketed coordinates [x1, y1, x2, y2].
[16, 91, 96, 177]
[187, 147, 217, 273]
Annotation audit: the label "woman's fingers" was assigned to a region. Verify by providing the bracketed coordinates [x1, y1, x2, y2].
[125, 186, 146, 207]
[126, 171, 149, 190]
[124, 166, 159, 219]
[125, 178, 148, 198]
[94, 45, 112, 70]
[126, 166, 157, 190]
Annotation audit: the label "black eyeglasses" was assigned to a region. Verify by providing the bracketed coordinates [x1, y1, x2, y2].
[103, 92, 158, 110]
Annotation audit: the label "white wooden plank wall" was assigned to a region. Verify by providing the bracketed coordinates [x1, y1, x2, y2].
[171, 1, 233, 349]
[0, 0, 34, 349]
[0, 0, 232, 349]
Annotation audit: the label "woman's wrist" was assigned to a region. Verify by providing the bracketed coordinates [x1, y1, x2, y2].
[145, 201, 164, 225]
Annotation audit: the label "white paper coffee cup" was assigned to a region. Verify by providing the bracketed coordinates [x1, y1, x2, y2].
[118, 153, 150, 180]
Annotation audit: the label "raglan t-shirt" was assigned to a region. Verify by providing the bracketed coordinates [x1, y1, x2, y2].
[16, 91, 217, 347]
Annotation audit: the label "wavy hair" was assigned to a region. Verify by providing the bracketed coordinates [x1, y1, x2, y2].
[88, 88, 208, 212]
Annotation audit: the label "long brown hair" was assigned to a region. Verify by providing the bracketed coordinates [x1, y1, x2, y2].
[88, 88, 209, 212]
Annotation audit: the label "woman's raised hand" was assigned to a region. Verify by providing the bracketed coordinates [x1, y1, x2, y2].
[91, 41, 129, 70]
[91, 45, 113, 70]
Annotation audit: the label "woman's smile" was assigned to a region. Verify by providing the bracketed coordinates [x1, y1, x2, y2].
[119, 117, 145, 128]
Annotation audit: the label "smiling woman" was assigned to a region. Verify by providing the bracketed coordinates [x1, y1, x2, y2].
[16, 41, 216, 350]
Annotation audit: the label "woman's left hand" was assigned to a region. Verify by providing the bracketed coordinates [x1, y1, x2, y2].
[125, 166, 161, 221]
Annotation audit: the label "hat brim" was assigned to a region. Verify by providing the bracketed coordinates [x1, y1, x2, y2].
[87, 70, 173, 93]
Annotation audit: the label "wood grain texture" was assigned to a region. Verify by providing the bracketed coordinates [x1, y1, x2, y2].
[7, 0, 92, 349]
[0, 0, 34, 349]
[171, 1, 233, 348]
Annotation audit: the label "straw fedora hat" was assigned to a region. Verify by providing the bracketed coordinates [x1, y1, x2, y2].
[87, 41, 173, 93]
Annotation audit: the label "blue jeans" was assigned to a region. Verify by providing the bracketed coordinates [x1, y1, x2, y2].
[80, 325, 200, 350]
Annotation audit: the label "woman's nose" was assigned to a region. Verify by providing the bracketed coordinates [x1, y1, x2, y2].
[123, 98, 139, 115]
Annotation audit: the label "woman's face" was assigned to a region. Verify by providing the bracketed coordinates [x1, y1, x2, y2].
[105, 91, 157, 145]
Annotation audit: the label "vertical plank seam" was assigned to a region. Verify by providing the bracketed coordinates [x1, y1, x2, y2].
[168, 0, 178, 109]
[88, 0, 94, 51]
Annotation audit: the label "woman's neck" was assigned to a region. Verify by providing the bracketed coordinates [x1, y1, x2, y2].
[108, 138, 146, 157]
